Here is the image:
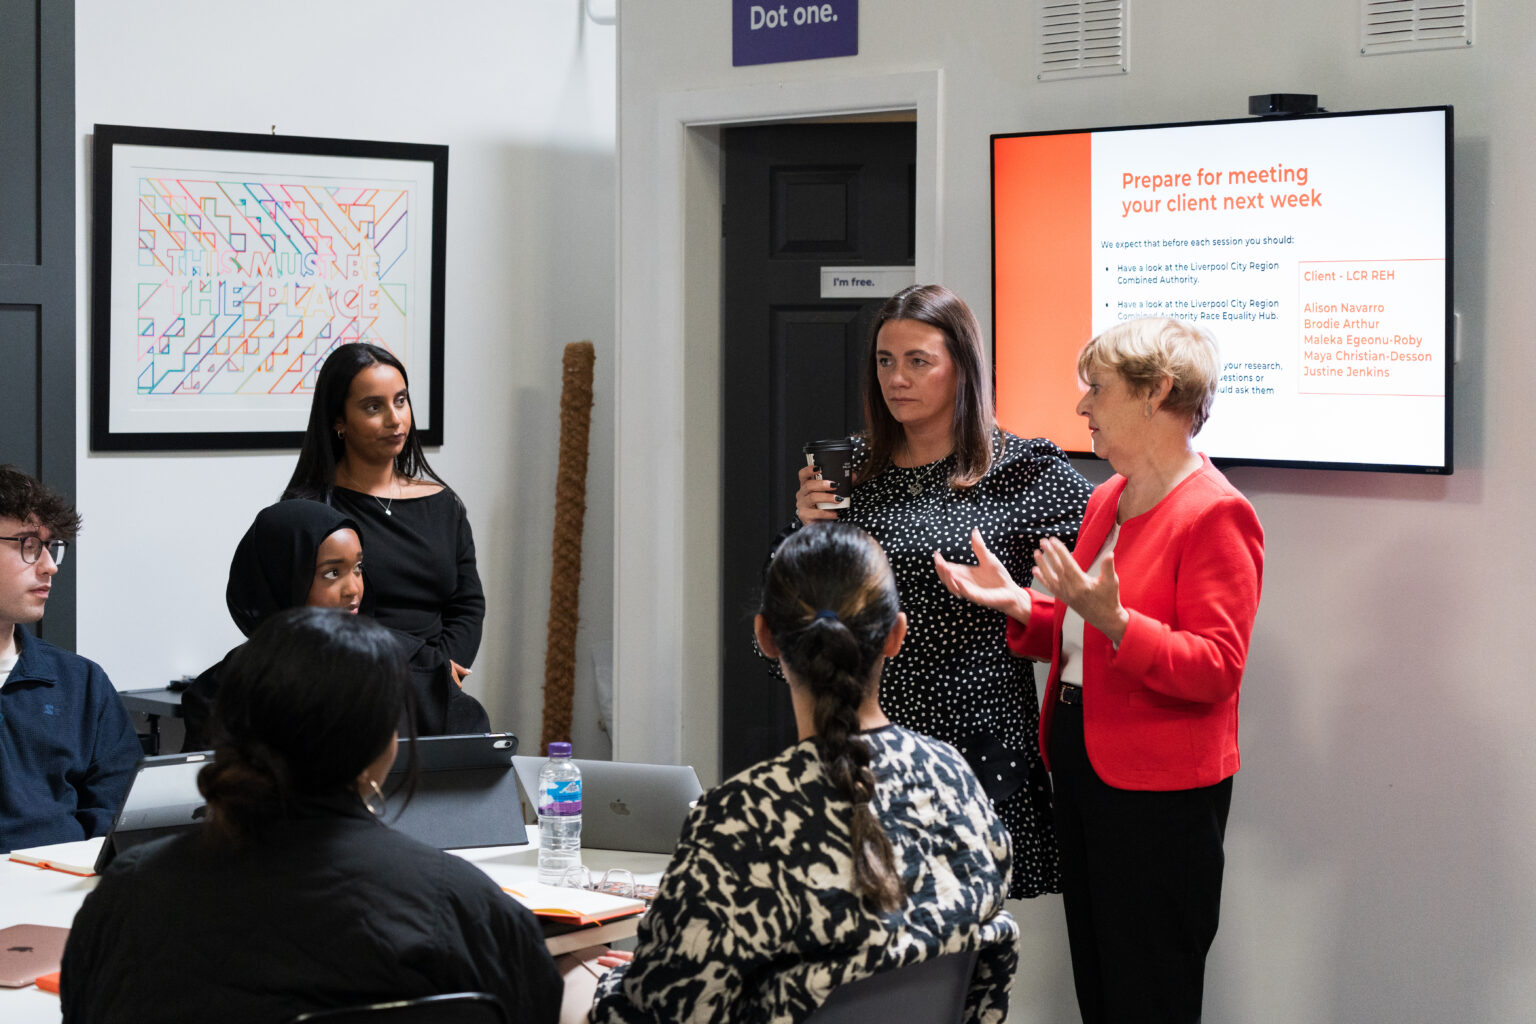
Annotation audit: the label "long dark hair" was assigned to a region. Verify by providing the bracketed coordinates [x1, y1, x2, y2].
[198, 607, 417, 845]
[861, 284, 997, 489]
[282, 343, 445, 501]
[760, 522, 904, 911]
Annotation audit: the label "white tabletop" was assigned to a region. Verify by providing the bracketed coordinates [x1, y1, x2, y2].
[0, 863, 97, 1022]
[0, 828, 671, 1024]
[450, 831, 671, 886]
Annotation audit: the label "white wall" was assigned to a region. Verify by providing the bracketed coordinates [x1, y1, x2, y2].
[75, 0, 618, 761]
[616, 3, 1536, 1021]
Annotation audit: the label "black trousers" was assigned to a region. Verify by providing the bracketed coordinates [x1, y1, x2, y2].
[1048, 698, 1233, 1024]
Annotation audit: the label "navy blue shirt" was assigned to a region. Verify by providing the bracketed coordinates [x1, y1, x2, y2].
[0, 626, 141, 852]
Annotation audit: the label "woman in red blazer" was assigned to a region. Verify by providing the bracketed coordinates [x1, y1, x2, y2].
[936, 317, 1264, 1024]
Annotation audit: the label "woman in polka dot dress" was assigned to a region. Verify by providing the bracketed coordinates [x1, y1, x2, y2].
[793, 284, 1092, 898]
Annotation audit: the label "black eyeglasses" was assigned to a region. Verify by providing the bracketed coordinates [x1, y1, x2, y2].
[0, 535, 68, 567]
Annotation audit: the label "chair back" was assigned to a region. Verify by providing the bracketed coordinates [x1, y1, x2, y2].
[287, 991, 507, 1024]
[807, 949, 978, 1024]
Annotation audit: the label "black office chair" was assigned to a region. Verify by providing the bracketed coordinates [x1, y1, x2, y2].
[806, 950, 979, 1024]
[287, 992, 507, 1024]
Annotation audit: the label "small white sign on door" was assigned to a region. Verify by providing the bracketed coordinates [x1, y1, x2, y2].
[819, 265, 916, 299]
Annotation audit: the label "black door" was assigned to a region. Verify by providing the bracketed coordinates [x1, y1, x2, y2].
[719, 122, 916, 777]
[0, 0, 77, 646]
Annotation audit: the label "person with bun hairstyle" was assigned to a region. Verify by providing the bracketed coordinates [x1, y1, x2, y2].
[61, 608, 561, 1024]
[283, 342, 488, 734]
[590, 522, 1018, 1024]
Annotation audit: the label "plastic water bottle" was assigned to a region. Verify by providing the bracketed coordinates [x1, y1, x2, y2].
[536, 741, 583, 884]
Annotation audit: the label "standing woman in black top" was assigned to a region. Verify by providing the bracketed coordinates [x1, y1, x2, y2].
[283, 343, 488, 734]
[790, 284, 1093, 899]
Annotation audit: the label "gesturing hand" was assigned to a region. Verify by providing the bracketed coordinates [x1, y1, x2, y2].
[933, 528, 1033, 625]
[1032, 536, 1129, 645]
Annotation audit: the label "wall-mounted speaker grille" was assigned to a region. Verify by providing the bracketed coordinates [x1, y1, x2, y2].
[1037, 0, 1127, 82]
[1361, 0, 1473, 55]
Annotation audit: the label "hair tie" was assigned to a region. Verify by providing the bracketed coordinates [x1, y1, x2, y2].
[815, 609, 840, 622]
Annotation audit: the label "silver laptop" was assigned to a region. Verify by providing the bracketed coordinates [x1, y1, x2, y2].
[512, 756, 702, 855]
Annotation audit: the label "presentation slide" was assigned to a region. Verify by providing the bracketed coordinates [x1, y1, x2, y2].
[993, 108, 1450, 472]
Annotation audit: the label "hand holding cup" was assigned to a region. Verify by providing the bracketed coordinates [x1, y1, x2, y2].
[795, 464, 841, 522]
[796, 439, 855, 522]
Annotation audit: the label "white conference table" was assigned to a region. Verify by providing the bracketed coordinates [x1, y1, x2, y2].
[1, 828, 671, 1024]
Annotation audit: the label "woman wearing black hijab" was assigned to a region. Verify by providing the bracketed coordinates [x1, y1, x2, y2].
[182, 501, 486, 750]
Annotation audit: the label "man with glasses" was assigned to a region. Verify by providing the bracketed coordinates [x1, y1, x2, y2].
[0, 465, 140, 852]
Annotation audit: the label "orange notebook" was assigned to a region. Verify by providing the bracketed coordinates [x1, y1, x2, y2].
[502, 881, 645, 927]
[7, 838, 104, 877]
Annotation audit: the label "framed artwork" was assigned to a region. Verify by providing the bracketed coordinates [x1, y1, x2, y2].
[89, 124, 448, 451]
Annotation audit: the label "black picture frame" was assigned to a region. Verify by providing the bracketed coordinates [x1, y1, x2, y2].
[89, 124, 448, 451]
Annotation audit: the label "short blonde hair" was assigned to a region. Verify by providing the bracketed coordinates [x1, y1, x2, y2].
[1077, 318, 1220, 436]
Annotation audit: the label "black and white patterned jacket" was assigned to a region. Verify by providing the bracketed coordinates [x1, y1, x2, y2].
[590, 724, 1019, 1024]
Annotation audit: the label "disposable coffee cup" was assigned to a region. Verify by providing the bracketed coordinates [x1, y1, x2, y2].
[803, 439, 854, 510]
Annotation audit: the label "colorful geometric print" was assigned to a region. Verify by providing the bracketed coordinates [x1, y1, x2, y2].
[131, 175, 414, 396]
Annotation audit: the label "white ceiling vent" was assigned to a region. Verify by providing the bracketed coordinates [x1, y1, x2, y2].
[1037, 0, 1128, 82]
[1360, 0, 1473, 55]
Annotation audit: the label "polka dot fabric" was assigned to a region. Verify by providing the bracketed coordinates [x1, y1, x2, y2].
[837, 429, 1090, 898]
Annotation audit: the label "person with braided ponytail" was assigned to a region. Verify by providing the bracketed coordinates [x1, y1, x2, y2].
[60, 608, 561, 1024]
[589, 522, 1018, 1024]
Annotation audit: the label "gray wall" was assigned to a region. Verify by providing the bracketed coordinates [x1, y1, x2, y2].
[616, 3, 1536, 1021]
[74, 0, 619, 761]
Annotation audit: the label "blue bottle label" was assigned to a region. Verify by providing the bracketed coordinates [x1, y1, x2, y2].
[541, 779, 582, 813]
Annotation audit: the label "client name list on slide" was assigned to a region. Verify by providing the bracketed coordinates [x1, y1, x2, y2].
[1297, 259, 1443, 397]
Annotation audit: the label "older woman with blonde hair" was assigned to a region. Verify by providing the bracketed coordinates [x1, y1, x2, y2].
[935, 317, 1264, 1024]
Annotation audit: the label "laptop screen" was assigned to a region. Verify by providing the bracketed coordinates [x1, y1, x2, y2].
[95, 752, 211, 872]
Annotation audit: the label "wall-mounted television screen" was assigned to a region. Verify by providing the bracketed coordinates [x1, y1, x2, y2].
[992, 105, 1452, 474]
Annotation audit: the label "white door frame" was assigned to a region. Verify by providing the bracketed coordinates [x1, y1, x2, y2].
[612, 70, 944, 775]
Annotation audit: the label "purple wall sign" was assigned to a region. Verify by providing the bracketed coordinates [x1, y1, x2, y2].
[732, 0, 858, 67]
